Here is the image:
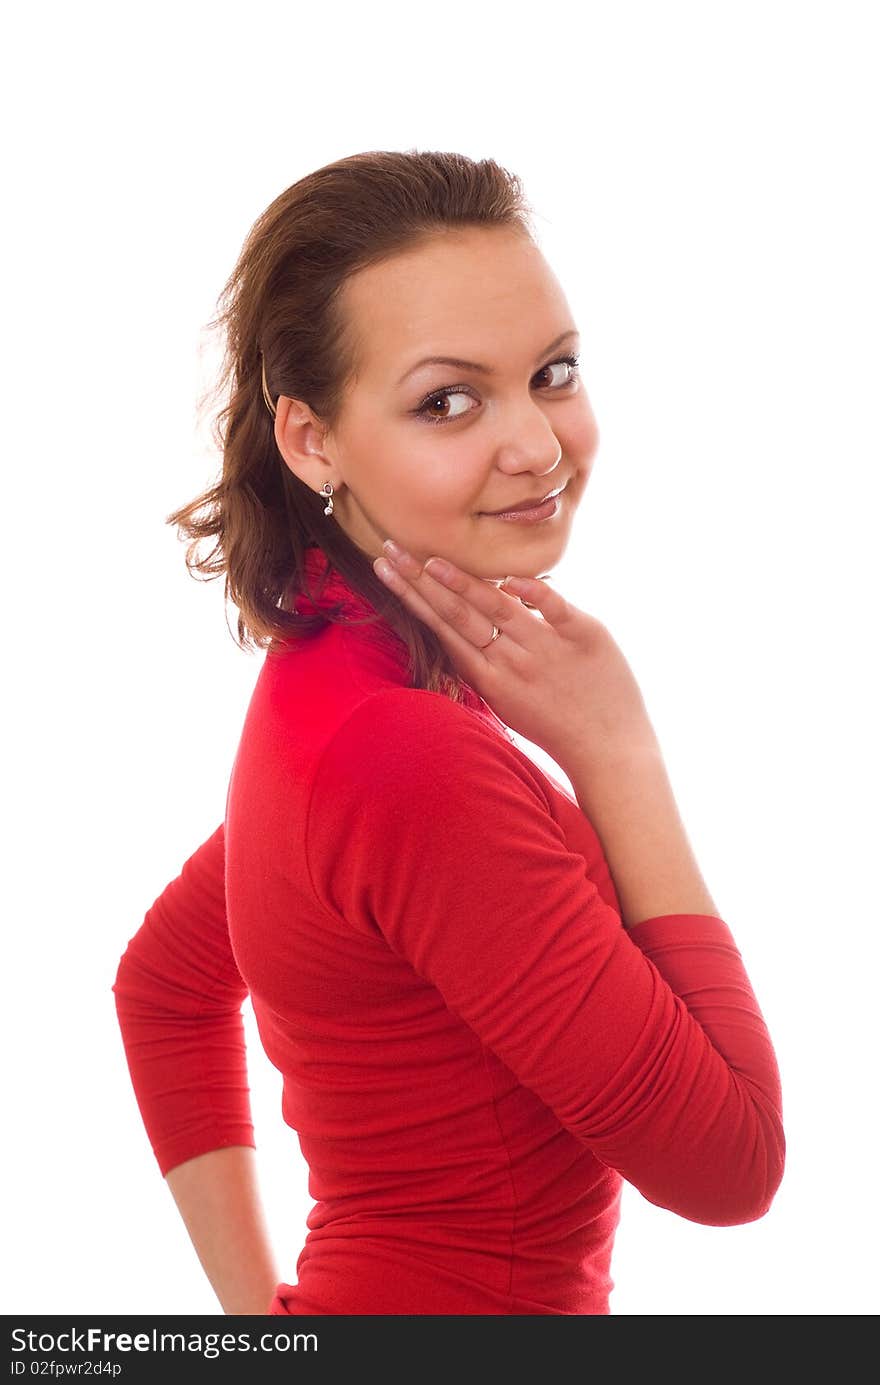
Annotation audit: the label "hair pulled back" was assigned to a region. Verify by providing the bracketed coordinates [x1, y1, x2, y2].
[167, 148, 536, 696]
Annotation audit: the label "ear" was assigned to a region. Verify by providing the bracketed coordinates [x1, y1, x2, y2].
[274, 396, 337, 493]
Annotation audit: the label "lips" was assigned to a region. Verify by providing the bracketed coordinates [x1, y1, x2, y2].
[482, 483, 566, 515]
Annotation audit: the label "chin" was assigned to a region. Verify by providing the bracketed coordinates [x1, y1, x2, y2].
[457, 515, 572, 582]
[494, 531, 570, 579]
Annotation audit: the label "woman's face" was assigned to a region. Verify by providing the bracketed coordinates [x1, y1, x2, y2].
[279, 225, 599, 580]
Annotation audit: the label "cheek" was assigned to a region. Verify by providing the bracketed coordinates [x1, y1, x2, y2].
[354, 444, 414, 505]
[562, 399, 600, 464]
[399, 443, 484, 510]
[356, 449, 460, 523]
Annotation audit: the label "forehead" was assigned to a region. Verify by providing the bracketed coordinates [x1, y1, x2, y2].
[340, 228, 568, 377]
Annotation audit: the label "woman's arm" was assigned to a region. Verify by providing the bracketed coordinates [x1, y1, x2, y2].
[307, 689, 784, 1227]
[564, 735, 720, 927]
[165, 1147, 280, 1315]
[113, 825, 281, 1311]
[113, 824, 255, 1173]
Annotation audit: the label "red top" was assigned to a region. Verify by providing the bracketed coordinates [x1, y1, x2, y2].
[113, 546, 784, 1315]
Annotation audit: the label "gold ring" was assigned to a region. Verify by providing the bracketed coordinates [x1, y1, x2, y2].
[479, 624, 503, 649]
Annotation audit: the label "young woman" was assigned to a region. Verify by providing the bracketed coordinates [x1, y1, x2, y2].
[113, 149, 785, 1316]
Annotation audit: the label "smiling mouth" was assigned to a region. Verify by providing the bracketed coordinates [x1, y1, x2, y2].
[480, 483, 567, 516]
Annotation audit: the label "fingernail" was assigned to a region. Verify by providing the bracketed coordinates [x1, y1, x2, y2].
[383, 539, 405, 562]
[374, 557, 396, 581]
[424, 557, 453, 582]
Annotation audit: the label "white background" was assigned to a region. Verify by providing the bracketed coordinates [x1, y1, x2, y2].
[3, 0, 877, 1317]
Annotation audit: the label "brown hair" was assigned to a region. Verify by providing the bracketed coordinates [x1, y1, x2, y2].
[166, 148, 537, 698]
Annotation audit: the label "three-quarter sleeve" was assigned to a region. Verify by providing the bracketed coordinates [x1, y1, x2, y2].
[304, 687, 785, 1227]
[112, 824, 255, 1177]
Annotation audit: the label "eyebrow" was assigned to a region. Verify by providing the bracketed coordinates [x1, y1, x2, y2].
[395, 329, 580, 387]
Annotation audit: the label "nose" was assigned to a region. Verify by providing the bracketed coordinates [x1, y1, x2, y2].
[496, 429, 565, 479]
[492, 403, 563, 477]
[495, 443, 562, 480]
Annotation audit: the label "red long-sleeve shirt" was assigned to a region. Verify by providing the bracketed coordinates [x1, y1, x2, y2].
[113, 545, 784, 1315]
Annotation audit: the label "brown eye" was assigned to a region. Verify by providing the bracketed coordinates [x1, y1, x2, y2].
[414, 354, 580, 426]
[417, 389, 475, 424]
[535, 357, 580, 389]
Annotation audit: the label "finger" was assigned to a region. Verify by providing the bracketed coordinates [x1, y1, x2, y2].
[415, 559, 572, 639]
[372, 554, 505, 682]
[496, 573, 575, 630]
[380, 546, 533, 651]
[503, 572, 552, 611]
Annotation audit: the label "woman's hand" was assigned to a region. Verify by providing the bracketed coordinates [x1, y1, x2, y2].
[373, 542, 659, 773]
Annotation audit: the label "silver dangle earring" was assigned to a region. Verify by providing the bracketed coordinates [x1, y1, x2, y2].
[320, 482, 334, 517]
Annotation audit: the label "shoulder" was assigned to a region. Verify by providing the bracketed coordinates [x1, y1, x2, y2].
[305, 686, 576, 925]
[312, 685, 553, 812]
